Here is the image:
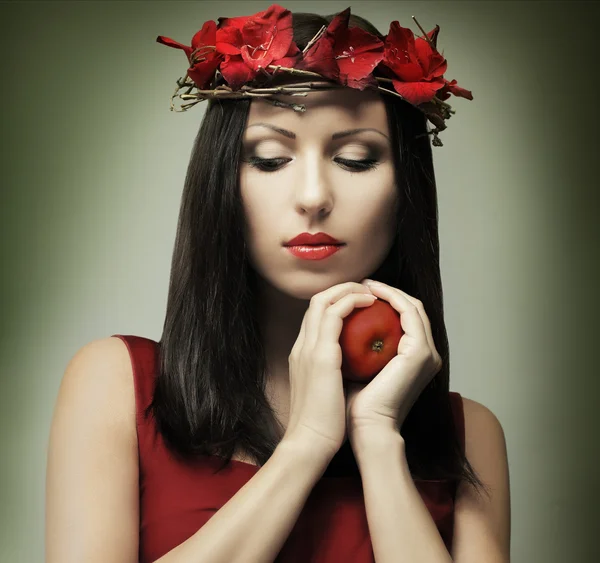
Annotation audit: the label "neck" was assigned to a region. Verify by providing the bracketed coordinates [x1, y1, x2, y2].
[256, 280, 308, 379]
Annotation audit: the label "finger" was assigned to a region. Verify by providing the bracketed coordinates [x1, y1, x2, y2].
[362, 279, 426, 314]
[387, 287, 438, 360]
[290, 310, 309, 359]
[317, 292, 378, 351]
[304, 282, 374, 350]
[382, 285, 436, 355]
[412, 299, 436, 357]
[361, 281, 428, 351]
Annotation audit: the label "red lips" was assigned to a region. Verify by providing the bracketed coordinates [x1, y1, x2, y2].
[284, 232, 343, 246]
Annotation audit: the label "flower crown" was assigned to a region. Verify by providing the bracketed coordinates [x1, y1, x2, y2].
[157, 4, 473, 147]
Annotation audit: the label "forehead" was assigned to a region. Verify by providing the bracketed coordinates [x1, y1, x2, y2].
[244, 88, 389, 137]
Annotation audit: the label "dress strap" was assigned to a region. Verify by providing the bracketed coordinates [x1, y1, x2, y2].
[111, 334, 159, 464]
[112, 334, 157, 416]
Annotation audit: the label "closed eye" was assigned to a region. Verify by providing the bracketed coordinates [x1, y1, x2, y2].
[242, 157, 379, 173]
[243, 157, 291, 172]
[336, 157, 379, 172]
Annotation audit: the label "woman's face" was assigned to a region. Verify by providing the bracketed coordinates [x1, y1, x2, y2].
[240, 87, 399, 301]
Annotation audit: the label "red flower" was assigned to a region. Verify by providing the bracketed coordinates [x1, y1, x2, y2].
[215, 4, 299, 89]
[156, 20, 223, 90]
[299, 7, 384, 90]
[382, 21, 448, 105]
[436, 78, 473, 101]
[296, 25, 337, 79]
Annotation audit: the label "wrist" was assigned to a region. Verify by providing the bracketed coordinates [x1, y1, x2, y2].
[279, 431, 336, 467]
[350, 425, 405, 460]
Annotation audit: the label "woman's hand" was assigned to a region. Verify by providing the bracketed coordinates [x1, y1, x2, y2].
[283, 281, 377, 461]
[344, 279, 443, 442]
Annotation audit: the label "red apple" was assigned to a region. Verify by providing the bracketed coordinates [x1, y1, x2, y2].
[340, 298, 403, 382]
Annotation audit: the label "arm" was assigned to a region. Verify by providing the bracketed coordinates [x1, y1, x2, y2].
[46, 337, 140, 563]
[156, 436, 330, 563]
[45, 337, 332, 563]
[351, 428, 453, 563]
[352, 402, 511, 563]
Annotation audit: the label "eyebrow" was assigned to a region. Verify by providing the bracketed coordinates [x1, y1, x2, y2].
[245, 123, 390, 142]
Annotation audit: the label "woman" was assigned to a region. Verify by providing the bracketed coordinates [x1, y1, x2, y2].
[45, 6, 511, 562]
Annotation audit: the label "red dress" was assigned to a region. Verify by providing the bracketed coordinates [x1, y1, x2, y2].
[113, 334, 465, 562]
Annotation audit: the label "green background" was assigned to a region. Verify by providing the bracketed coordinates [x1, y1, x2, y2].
[1, 1, 598, 561]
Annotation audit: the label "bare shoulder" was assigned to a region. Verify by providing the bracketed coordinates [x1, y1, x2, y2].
[46, 336, 139, 562]
[452, 395, 511, 561]
[461, 396, 504, 431]
[56, 336, 136, 435]
[460, 395, 509, 490]
[64, 336, 134, 382]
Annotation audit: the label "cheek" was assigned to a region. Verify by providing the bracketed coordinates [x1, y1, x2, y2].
[240, 182, 283, 252]
[361, 208, 397, 249]
[350, 173, 397, 232]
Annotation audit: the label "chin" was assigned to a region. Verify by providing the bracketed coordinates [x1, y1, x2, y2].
[250, 246, 386, 300]
[265, 270, 362, 302]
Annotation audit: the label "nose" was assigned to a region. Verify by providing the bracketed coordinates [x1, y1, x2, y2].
[293, 157, 333, 218]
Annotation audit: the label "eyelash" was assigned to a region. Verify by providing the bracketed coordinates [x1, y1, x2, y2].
[243, 156, 379, 173]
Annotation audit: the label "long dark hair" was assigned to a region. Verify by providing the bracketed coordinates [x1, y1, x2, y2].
[148, 10, 489, 499]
